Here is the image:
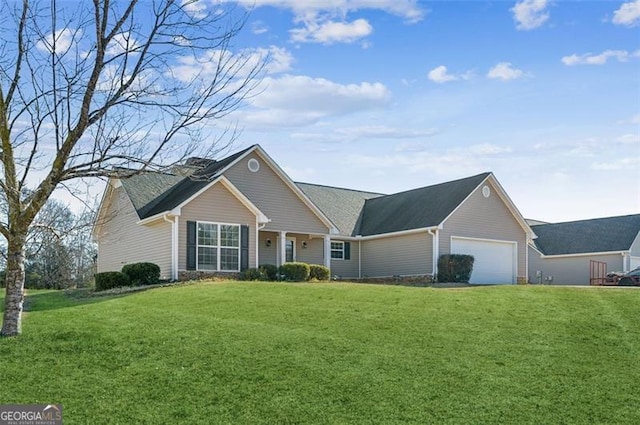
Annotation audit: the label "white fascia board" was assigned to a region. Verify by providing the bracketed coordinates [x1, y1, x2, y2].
[354, 226, 438, 241]
[539, 250, 628, 259]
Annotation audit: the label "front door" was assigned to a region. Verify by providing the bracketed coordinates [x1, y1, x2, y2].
[285, 238, 296, 262]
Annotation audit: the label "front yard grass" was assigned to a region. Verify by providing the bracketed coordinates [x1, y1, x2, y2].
[1, 282, 639, 424]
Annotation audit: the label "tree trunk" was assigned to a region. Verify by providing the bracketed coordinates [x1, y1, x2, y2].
[1, 233, 27, 337]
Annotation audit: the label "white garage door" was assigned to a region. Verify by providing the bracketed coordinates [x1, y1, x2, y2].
[451, 237, 516, 284]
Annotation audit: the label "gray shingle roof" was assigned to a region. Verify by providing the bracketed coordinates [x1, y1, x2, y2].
[297, 183, 383, 236]
[120, 145, 256, 219]
[531, 214, 640, 255]
[299, 172, 490, 237]
[357, 173, 491, 236]
[120, 172, 183, 213]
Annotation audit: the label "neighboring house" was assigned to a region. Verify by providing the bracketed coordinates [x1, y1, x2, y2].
[528, 214, 640, 285]
[94, 145, 535, 284]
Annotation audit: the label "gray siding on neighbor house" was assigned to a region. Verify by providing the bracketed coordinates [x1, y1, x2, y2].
[97, 185, 172, 278]
[178, 182, 257, 271]
[330, 239, 360, 279]
[361, 232, 432, 277]
[528, 246, 623, 285]
[630, 232, 640, 256]
[224, 151, 330, 235]
[439, 179, 527, 279]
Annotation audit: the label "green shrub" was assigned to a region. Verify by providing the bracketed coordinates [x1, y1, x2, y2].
[95, 271, 130, 291]
[259, 264, 279, 281]
[309, 264, 330, 281]
[437, 254, 474, 283]
[240, 268, 263, 281]
[279, 262, 310, 282]
[121, 262, 160, 286]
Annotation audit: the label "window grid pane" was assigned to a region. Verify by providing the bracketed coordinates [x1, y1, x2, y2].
[331, 241, 344, 259]
[220, 225, 239, 247]
[198, 223, 218, 246]
[198, 247, 217, 270]
[220, 248, 239, 271]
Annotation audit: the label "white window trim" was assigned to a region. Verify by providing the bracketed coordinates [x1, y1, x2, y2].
[196, 221, 241, 272]
[331, 240, 345, 261]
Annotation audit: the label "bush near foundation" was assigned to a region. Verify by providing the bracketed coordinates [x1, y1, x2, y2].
[309, 264, 330, 281]
[279, 262, 310, 282]
[437, 254, 474, 283]
[95, 272, 130, 291]
[121, 262, 161, 286]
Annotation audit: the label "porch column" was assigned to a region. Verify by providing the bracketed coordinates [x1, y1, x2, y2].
[324, 234, 331, 269]
[278, 231, 287, 266]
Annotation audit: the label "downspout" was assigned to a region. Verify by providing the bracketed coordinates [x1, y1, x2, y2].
[427, 228, 439, 279]
[163, 214, 178, 281]
[357, 236, 362, 279]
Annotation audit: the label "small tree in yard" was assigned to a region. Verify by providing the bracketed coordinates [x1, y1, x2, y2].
[0, 0, 263, 336]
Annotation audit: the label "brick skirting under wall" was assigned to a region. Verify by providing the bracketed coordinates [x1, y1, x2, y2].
[342, 275, 436, 287]
[178, 271, 241, 281]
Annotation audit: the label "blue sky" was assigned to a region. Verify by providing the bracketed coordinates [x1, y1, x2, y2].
[28, 0, 636, 222]
[193, 0, 639, 223]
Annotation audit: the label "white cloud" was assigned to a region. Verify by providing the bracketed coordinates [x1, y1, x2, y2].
[106, 32, 139, 56]
[290, 18, 373, 44]
[428, 66, 458, 83]
[612, 0, 640, 26]
[487, 62, 526, 80]
[592, 157, 639, 171]
[36, 28, 80, 54]
[228, 0, 424, 23]
[616, 133, 640, 144]
[561, 49, 639, 66]
[511, 0, 550, 30]
[181, 0, 207, 19]
[251, 21, 269, 34]
[235, 74, 391, 127]
[172, 45, 294, 83]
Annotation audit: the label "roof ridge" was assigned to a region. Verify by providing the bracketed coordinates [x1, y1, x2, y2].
[532, 213, 640, 227]
[369, 172, 491, 201]
[296, 181, 385, 196]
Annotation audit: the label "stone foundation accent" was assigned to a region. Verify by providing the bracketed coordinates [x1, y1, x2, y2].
[517, 276, 528, 285]
[342, 274, 435, 287]
[178, 271, 240, 281]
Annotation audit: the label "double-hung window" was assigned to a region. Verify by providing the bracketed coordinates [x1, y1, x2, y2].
[197, 222, 240, 271]
[331, 241, 345, 260]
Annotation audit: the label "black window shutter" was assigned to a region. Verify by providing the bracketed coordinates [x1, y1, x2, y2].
[240, 225, 249, 271]
[344, 242, 351, 260]
[186, 221, 197, 270]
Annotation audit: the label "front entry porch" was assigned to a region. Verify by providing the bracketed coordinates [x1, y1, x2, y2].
[258, 231, 331, 268]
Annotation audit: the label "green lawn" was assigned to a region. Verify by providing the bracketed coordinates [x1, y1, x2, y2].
[1, 282, 639, 424]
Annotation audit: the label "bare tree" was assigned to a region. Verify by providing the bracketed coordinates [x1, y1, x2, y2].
[0, 0, 263, 336]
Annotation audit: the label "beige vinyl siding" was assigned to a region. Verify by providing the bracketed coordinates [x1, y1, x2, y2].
[224, 151, 329, 234]
[440, 180, 527, 279]
[289, 233, 324, 265]
[97, 185, 172, 278]
[361, 232, 432, 277]
[258, 231, 278, 265]
[178, 182, 256, 271]
[528, 246, 623, 285]
[331, 239, 360, 279]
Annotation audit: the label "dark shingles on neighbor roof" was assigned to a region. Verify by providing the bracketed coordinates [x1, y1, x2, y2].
[531, 214, 640, 255]
[297, 183, 384, 236]
[357, 173, 491, 236]
[120, 145, 256, 219]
